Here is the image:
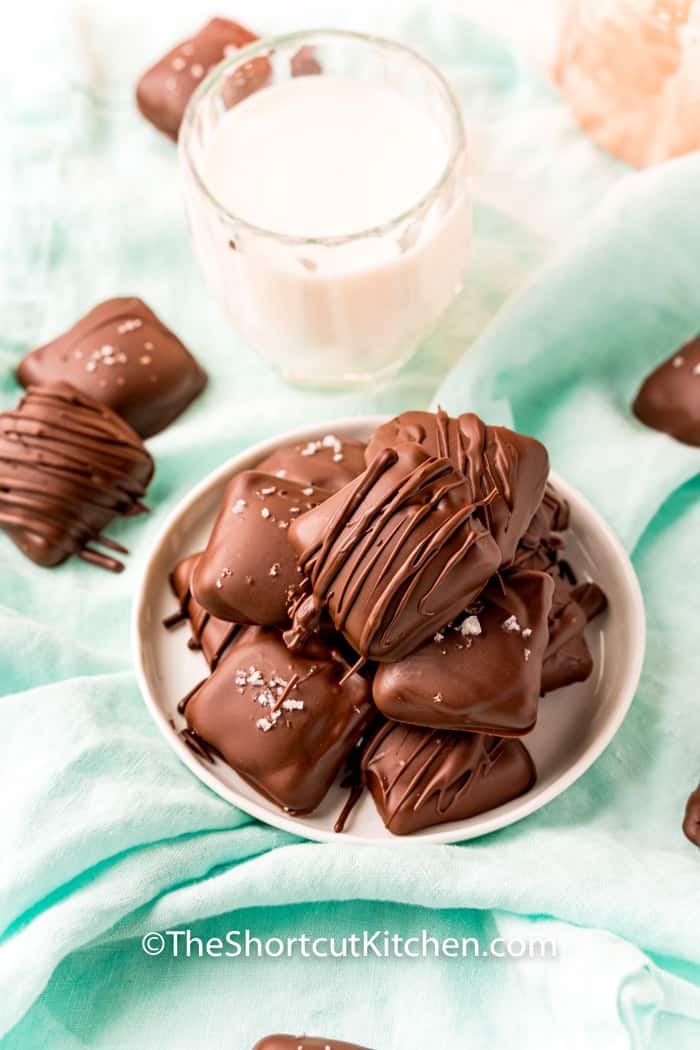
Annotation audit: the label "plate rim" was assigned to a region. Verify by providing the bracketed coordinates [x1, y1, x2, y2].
[131, 414, 646, 846]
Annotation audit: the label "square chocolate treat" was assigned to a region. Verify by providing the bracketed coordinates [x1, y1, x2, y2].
[136, 17, 259, 140]
[0, 384, 153, 571]
[183, 627, 374, 814]
[286, 443, 501, 661]
[17, 298, 206, 438]
[372, 569, 554, 736]
[362, 722, 536, 835]
[192, 471, 328, 627]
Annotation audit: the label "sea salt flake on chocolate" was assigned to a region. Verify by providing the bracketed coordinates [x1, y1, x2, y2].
[459, 614, 482, 637]
[282, 698, 304, 711]
[261, 507, 271, 519]
[502, 614, 521, 633]
[231, 498, 247, 514]
[269, 563, 280, 577]
[117, 319, 142, 334]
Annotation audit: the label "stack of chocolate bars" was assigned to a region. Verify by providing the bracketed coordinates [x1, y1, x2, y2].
[166, 409, 607, 836]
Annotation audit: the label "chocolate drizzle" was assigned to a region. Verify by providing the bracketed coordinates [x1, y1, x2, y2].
[0, 383, 153, 570]
[361, 721, 535, 835]
[286, 443, 501, 660]
[165, 553, 240, 669]
[365, 409, 549, 565]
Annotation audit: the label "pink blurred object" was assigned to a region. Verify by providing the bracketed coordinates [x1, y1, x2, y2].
[555, 0, 700, 166]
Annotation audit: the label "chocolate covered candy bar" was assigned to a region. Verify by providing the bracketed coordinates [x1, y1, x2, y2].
[373, 569, 554, 735]
[362, 722, 536, 835]
[136, 17, 259, 139]
[0, 384, 153, 571]
[286, 443, 501, 661]
[633, 334, 700, 447]
[193, 472, 328, 626]
[365, 410, 549, 565]
[683, 782, 700, 848]
[17, 298, 206, 438]
[184, 627, 374, 814]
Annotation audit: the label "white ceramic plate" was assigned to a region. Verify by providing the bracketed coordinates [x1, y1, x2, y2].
[132, 416, 645, 845]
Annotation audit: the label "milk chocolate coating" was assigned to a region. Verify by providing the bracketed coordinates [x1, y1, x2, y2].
[17, 298, 206, 438]
[257, 434, 367, 493]
[633, 334, 700, 446]
[373, 570, 554, 735]
[166, 553, 239, 669]
[193, 472, 328, 625]
[290, 46, 323, 77]
[254, 1039, 372, 1050]
[286, 443, 502, 661]
[184, 627, 374, 814]
[541, 579, 607, 694]
[365, 410, 549, 565]
[362, 722, 536, 835]
[136, 18, 259, 140]
[683, 782, 700, 847]
[0, 384, 153, 571]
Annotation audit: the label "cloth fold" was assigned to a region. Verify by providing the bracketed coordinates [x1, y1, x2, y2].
[1, 1, 699, 1048]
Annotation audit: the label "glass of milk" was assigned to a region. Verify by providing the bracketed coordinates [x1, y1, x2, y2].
[179, 30, 470, 388]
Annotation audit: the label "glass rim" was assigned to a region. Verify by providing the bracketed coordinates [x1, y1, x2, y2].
[178, 27, 467, 247]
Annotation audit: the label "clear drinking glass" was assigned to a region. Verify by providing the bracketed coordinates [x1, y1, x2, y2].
[556, 0, 700, 167]
[179, 30, 470, 388]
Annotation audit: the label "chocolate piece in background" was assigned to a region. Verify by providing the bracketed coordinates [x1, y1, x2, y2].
[290, 46, 323, 77]
[365, 409, 549, 565]
[136, 17, 259, 139]
[633, 334, 700, 447]
[220, 53, 273, 109]
[286, 443, 502, 661]
[184, 627, 374, 815]
[362, 721, 536, 835]
[253, 1038, 373, 1050]
[373, 569, 554, 736]
[193, 471, 328, 626]
[257, 434, 367, 493]
[0, 384, 153, 571]
[541, 579, 607, 694]
[17, 298, 206, 439]
[683, 782, 700, 847]
[165, 552, 239, 669]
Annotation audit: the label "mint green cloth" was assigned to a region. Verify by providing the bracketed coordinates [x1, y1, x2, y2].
[1, 2, 699, 1048]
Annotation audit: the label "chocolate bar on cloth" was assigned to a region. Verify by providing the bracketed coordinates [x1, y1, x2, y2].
[17, 298, 206, 438]
[633, 334, 700, 447]
[0, 384, 153, 571]
[136, 17, 261, 139]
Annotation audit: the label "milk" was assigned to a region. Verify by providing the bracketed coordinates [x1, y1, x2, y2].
[184, 73, 471, 385]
